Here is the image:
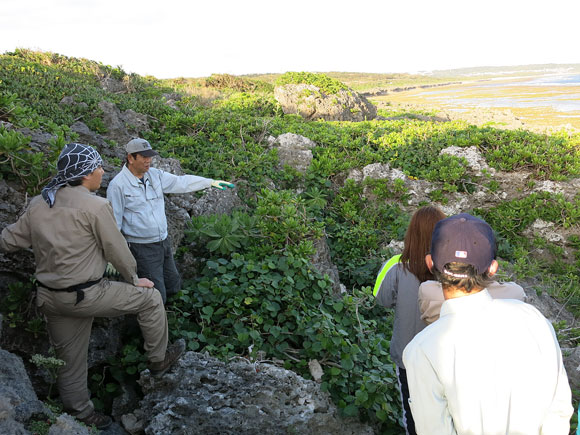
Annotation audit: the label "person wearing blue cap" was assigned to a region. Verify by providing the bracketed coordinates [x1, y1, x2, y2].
[402, 213, 573, 434]
[0, 143, 185, 430]
[107, 138, 235, 303]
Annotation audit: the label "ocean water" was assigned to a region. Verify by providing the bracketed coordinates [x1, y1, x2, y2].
[422, 74, 580, 114]
[475, 74, 580, 87]
[521, 74, 580, 86]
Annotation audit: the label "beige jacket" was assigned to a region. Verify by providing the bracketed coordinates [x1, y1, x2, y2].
[0, 185, 139, 288]
[419, 280, 526, 324]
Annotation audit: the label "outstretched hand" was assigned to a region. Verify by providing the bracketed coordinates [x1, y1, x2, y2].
[211, 180, 235, 190]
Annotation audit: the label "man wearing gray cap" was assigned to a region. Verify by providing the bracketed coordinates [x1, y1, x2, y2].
[107, 138, 234, 303]
[0, 143, 185, 430]
[402, 213, 573, 434]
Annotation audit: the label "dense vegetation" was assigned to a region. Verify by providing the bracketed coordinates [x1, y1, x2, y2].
[247, 71, 462, 92]
[1, 49, 579, 433]
[275, 71, 349, 94]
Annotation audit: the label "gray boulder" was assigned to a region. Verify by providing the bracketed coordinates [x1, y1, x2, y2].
[274, 84, 376, 122]
[98, 101, 150, 145]
[100, 77, 128, 94]
[47, 414, 90, 435]
[0, 179, 35, 288]
[122, 109, 149, 135]
[69, 121, 121, 161]
[0, 416, 28, 435]
[441, 145, 495, 177]
[561, 347, 580, 401]
[98, 101, 131, 145]
[0, 349, 46, 422]
[188, 186, 244, 218]
[162, 93, 182, 110]
[268, 132, 316, 173]
[312, 237, 343, 296]
[58, 96, 88, 111]
[136, 351, 374, 435]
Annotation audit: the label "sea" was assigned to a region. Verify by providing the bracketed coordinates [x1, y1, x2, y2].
[420, 73, 580, 118]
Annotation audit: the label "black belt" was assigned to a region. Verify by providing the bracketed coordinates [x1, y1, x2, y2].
[37, 278, 102, 305]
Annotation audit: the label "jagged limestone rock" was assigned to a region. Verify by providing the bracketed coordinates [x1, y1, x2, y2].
[0, 349, 46, 423]
[311, 236, 343, 296]
[137, 352, 375, 435]
[47, 414, 91, 435]
[97, 100, 150, 146]
[270, 132, 316, 173]
[274, 84, 376, 122]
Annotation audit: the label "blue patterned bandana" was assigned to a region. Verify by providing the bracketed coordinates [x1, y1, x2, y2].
[41, 143, 103, 207]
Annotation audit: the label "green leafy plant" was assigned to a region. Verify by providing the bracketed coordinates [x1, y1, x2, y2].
[0, 91, 29, 123]
[186, 212, 258, 256]
[0, 127, 62, 194]
[0, 281, 38, 330]
[167, 253, 401, 429]
[276, 72, 349, 95]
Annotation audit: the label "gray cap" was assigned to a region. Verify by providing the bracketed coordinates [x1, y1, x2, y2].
[125, 138, 158, 157]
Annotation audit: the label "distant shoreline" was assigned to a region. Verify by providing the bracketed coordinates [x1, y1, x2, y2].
[368, 76, 580, 134]
[361, 82, 462, 98]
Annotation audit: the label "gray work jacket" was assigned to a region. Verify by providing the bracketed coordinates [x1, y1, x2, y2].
[375, 260, 427, 368]
[0, 185, 139, 287]
[107, 165, 213, 244]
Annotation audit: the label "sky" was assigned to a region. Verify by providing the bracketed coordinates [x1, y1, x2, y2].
[1, 0, 579, 79]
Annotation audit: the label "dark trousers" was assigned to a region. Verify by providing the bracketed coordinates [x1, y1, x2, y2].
[129, 237, 181, 304]
[397, 366, 416, 435]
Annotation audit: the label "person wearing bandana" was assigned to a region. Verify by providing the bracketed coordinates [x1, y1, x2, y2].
[106, 138, 234, 304]
[0, 143, 185, 430]
[402, 214, 573, 434]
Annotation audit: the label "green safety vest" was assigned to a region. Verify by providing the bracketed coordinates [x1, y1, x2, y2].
[372, 254, 401, 297]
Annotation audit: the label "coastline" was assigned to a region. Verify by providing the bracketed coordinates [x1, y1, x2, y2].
[368, 78, 580, 134]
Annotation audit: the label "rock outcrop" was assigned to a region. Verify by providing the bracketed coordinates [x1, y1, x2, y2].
[274, 84, 377, 122]
[268, 132, 316, 173]
[134, 351, 375, 435]
[97, 100, 150, 146]
[0, 331, 50, 434]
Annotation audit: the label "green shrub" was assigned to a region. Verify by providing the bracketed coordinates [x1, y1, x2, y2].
[169, 253, 401, 429]
[0, 127, 61, 194]
[276, 72, 349, 95]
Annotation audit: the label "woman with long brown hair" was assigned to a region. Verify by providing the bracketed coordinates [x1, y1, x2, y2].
[374, 206, 445, 435]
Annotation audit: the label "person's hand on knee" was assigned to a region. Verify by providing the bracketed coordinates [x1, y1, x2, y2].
[136, 277, 154, 288]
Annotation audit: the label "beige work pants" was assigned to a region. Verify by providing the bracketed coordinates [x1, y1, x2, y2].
[36, 279, 168, 418]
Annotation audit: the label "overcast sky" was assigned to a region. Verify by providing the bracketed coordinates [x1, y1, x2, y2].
[1, 0, 579, 79]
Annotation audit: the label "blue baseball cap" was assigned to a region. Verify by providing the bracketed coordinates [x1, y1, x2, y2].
[430, 213, 496, 275]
